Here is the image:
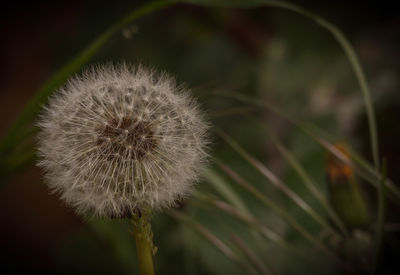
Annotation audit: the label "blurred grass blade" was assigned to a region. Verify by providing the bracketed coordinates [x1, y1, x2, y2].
[203, 168, 252, 217]
[214, 160, 341, 264]
[195, 192, 307, 260]
[169, 210, 258, 275]
[183, 0, 379, 170]
[215, 128, 341, 239]
[272, 138, 348, 236]
[279, 1, 380, 171]
[197, 174, 279, 259]
[0, 0, 177, 156]
[219, 93, 400, 201]
[298, 123, 399, 200]
[231, 234, 272, 275]
[345, 147, 399, 199]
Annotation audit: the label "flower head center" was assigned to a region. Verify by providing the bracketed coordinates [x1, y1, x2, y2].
[96, 116, 157, 161]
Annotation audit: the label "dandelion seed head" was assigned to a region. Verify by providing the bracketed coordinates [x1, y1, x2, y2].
[37, 63, 209, 218]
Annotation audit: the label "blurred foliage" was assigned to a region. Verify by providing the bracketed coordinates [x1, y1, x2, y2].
[1, 0, 400, 274]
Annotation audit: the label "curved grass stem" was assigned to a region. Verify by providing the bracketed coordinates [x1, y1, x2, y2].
[184, 0, 380, 170]
[271, 136, 349, 236]
[270, 1, 380, 170]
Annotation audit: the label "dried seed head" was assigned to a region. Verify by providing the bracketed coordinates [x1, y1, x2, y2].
[37, 64, 209, 218]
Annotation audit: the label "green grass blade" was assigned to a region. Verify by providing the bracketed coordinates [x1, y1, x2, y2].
[346, 148, 399, 199]
[182, 0, 379, 170]
[0, 0, 177, 156]
[203, 168, 252, 217]
[231, 234, 272, 275]
[215, 160, 342, 264]
[195, 192, 308, 260]
[276, 2, 379, 171]
[272, 139, 349, 236]
[215, 128, 341, 239]
[169, 209, 258, 275]
[217, 93, 400, 200]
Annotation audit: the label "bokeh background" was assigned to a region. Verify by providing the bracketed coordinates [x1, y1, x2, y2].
[1, 0, 399, 274]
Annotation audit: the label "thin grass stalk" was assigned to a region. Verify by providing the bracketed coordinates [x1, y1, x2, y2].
[184, 0, 380, 170]
[215, 128, 341, 239]
[214, 160, 342, 265]
[273, 140, 348, 236]
[231, 234, 272, 275]
[194, 192, 308, 260]
[218, 93, 400, 200]
[258, 120, 347, 234]
[346, 148, 399, 199]
[168, 210, 258, 275]
[201, 171, 279, 259]
[203, 168, 252, 217]
[268, 0, 380, 171]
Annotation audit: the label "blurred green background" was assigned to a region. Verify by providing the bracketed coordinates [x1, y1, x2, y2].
[1, 0, 399, 274]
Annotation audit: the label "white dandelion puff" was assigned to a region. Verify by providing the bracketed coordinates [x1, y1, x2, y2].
[37, 63, 209, 218]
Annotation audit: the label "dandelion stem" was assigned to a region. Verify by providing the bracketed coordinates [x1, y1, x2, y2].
[134, 234, 155, 275]
[132, 209, 155, 275]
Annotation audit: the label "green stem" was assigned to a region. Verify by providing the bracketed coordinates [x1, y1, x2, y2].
[132, 210, 156, 275]
[134, 232, 155, 275]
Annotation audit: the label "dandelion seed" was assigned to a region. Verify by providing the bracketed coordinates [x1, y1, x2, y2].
[37, 63, 209, 218]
